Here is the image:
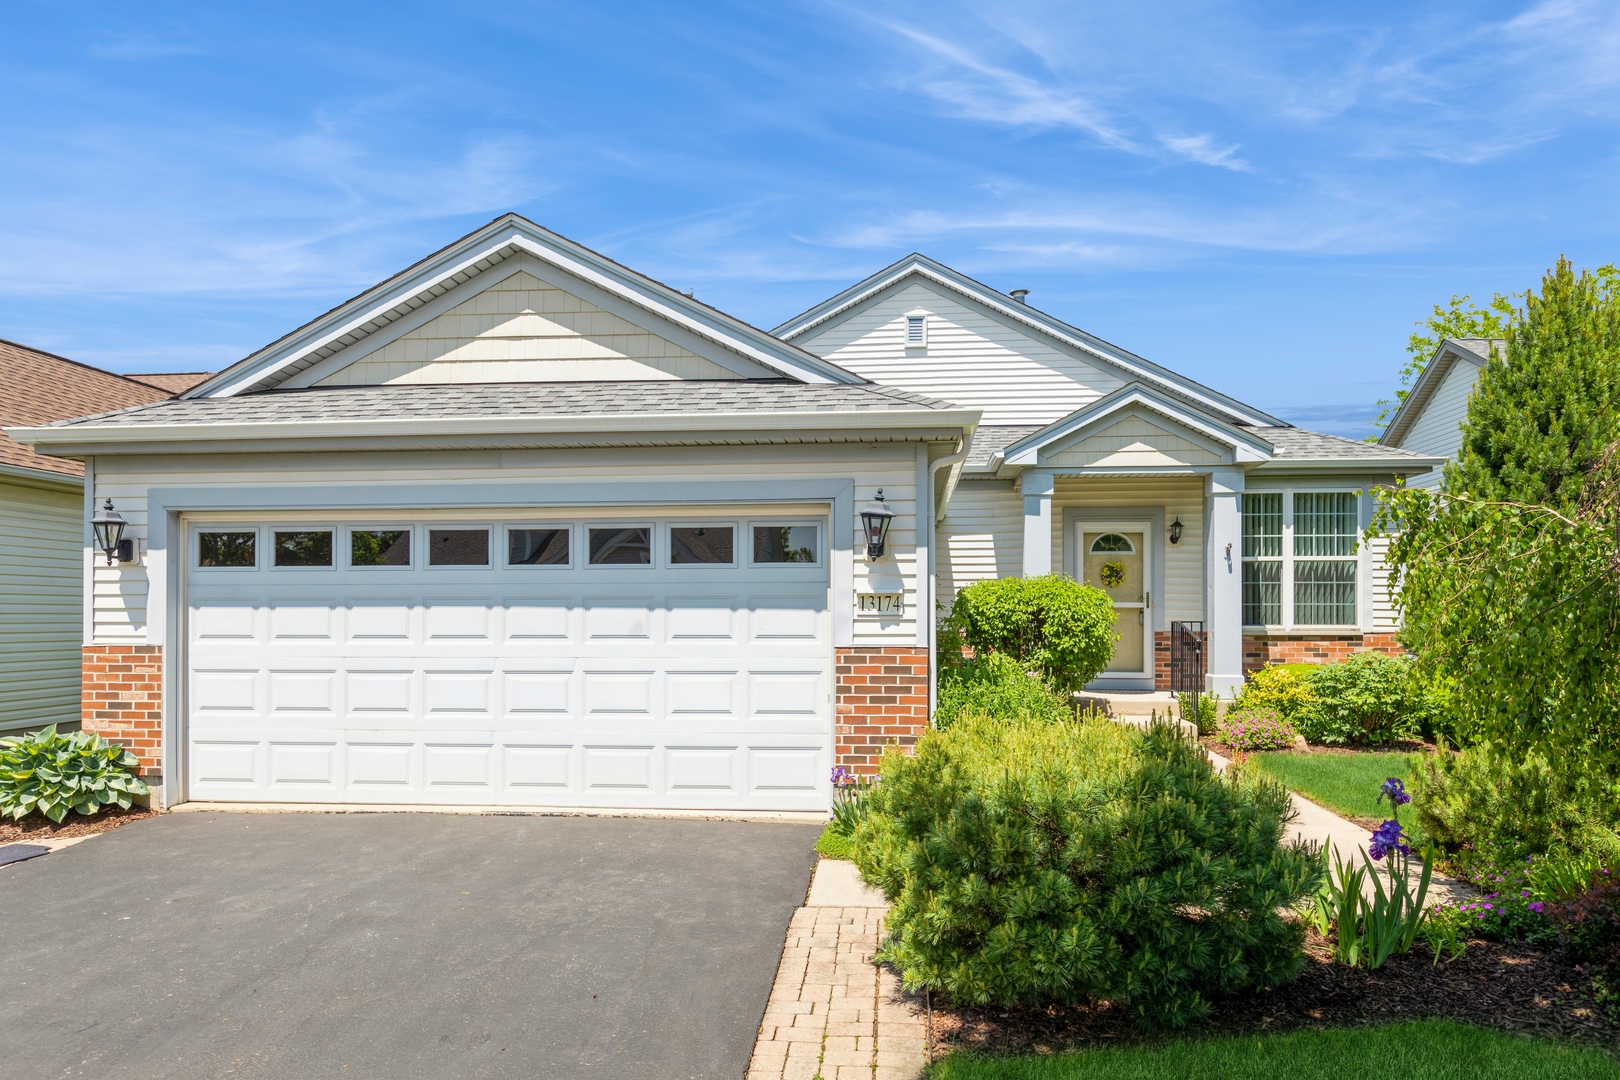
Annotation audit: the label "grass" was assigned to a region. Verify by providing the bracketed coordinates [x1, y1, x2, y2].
[815, 821, 855, 861]
[1251, 750, 1415, 823]
[926, 1020, 1620, 1079]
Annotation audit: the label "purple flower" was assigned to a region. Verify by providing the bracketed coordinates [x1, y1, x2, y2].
[1379, 777, 1411, 806]
[831, 766, 852, 788]
[1368, 819, 1411, 861]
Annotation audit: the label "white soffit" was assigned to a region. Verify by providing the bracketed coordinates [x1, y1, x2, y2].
[190, 215, 865, 398]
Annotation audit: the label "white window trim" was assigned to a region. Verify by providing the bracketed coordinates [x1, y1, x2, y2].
[747, 519, 824, 569]
[903, 312, 928, 349]
[1241, 487, 1367, 632]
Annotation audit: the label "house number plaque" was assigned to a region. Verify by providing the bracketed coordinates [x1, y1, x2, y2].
[856, 592, 904, 616]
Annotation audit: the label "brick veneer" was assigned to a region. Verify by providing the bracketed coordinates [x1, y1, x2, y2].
[82, 645, 163, 778]
[834, 646, 929, 775]
[1243, 633, 1404, 674]
[1153, 629, 1207, 691]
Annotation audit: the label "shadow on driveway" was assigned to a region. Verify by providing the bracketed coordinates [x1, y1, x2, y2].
[0, 811, 820, 1080]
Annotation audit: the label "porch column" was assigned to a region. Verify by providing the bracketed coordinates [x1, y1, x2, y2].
[1020, 469, 1054, 577]
[1205, 467, 1245, 696]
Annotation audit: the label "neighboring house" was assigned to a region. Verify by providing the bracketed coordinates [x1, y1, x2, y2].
[0, 339, 189, 733]
[9, 215, 1441, 812]
[1378, 337, 1501, 488]
[123, 372, 216, 395]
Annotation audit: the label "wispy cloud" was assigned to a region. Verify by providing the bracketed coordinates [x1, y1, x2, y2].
[88, 34, 203, 61]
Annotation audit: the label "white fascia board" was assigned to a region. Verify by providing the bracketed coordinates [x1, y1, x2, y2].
[1379, 339, 1489, 448]
[1250, 455, 1447, 474]
[1000, 387, 1275, 468]
[193, 218, 862, 398]
[0, 459, 84, 491]
[777, 257, 1281, 427]
[9, 406, 981, 453]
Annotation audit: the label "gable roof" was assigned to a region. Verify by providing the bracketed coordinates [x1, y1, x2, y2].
[772, 253, 1285, 428]
[997, 384, 1275, 472]
[0, 337, 175, 480]
[188, 214, 865, 398]
[1380, 337, 1500, 448]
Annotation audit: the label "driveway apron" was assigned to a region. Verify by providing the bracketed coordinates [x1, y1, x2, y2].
[0, 811, 819, 1080]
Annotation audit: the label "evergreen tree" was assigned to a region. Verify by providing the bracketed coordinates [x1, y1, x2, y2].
[1446, 257, 1620, 510]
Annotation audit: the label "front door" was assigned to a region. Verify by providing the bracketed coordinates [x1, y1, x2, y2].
[1082, 529, 1150, 679]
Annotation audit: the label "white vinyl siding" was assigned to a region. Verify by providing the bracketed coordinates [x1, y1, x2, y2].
[936, 480, 1023, 607]
[0, 478, 84, 732]
[90, 444, 922, 650]
[793, 281, 1128, 424]
[1399, 361, 1480, 489]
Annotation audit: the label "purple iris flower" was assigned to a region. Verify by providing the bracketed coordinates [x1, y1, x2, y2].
[1380, 777, 1412, 807]
[1368, 819, 1411, 861]
[831, 766, 852, 788]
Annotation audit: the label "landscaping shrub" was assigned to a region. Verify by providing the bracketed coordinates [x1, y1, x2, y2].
[0, 725, 149, 823]
[935, 651, 1071, 728]
[1178, 692, 1218, 736]
[1547, 871, 1620, 981]
[1411, 742, 1620, 875]
[1234, 664, 1315, 723]
[852, 715, 1322, 1029]
[1217, 708, 1296, 752]
[941, 575, 1116, 692]
[1294, 652, 1432, 746]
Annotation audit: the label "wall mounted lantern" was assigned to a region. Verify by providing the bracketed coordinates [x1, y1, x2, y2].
[1168, 517, 1184, 546]
[859, 489, 896, 559]
[91, 498, 133, 565]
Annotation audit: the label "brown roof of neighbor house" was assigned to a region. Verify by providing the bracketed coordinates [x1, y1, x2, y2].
[0, 338, 180, 478]
[122, 371, 214, 395]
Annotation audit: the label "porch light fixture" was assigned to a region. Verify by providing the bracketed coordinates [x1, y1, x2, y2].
[859, 489, 896, 560]
[1168, 517, 1183, 546]
[91, 498, 134, 565]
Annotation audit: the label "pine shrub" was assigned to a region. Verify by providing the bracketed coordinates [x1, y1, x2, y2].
[853, 715, 1321, 1029]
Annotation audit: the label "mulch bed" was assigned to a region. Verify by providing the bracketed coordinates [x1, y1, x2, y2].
[927, 930, 1620, 1054]
[0, 806, 161, 844]
[1198, 737, 1431, 760]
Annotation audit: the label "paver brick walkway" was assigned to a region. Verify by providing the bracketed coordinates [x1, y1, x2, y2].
[747, 864, 929, 1080]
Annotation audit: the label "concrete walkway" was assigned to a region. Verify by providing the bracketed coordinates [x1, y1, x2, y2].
[746, 860, 930, 1080]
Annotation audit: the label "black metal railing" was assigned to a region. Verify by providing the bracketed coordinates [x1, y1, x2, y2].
[1170, 621, 1205, 725]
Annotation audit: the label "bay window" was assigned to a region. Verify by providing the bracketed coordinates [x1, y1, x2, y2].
[1241, 490, 1361, 628]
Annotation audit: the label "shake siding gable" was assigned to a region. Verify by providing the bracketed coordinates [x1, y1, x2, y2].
[793, 282, 1128, 424]
[1399, 361, 1479, 489]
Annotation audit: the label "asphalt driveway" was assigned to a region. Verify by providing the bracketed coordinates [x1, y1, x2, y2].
[0, 811, 820, 1080]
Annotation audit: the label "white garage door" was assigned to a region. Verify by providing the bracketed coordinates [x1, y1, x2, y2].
[183, 514, 832, 811]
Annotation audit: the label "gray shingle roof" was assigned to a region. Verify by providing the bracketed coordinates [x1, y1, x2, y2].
[44, 380, 965, 429]
[966, 425, 1042, 468]
[1255, 427, 1433, 462]
[1451, 338, 1503, 361]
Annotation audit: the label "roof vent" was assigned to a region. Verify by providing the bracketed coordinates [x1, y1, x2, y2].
[1009, 289, 1030, 304]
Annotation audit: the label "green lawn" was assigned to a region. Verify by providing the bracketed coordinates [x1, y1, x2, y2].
[1251, 750, 1415, 823]
[927, 1021, 1620, 1079]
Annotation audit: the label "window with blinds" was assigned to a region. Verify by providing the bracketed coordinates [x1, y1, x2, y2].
[1242, 493, 1282, 626]
[1293, 492, 1358, 625]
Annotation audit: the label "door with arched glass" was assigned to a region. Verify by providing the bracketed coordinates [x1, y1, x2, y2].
[1080, 528, 1151, 680]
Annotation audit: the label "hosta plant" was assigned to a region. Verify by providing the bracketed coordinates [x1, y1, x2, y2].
[0, 725, 149, 822]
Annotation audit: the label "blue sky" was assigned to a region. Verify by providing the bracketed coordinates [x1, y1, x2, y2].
[3, 1, 1618, 436]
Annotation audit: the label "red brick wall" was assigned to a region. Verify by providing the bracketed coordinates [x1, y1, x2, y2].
[834, 646, 929, 776]
[82, 645, 163, 778]
[1242, 633, 1404, 674]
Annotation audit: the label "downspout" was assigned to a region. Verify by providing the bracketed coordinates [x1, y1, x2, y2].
[925, 445, 970, 727]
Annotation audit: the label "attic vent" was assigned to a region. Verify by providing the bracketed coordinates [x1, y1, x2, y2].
[905, 315, 926, 346]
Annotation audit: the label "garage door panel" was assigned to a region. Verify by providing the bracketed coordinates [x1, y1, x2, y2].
[188, 513, 833, 810]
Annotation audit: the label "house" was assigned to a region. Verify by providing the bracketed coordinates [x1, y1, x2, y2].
[9, 215, 1441, 811]
[0, 339, 204, 733]
[1378, 338, 1501, 488]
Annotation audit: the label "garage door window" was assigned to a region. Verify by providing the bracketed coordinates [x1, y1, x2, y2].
[274, 530, 333, 568]
[752, 524, 818, 564]
[198, 530, 256, 568]
[351, 529, 410, 567]
[670, 525, 734, 565]
[428, 528, 490, 566]
[589, 527, 651, 565]
[509, 527, 569, 566]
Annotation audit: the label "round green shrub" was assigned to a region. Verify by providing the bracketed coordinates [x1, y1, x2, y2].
[0, 725, 150, 823]
[942, 575, 1116, 692]
[1296, 652, 1431, 746]
[1235, 664, 1315, 722]
[935, 651, 1071, 728]
[852, 715, 1321, 1029]
[1217, 707, 1297, 752]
